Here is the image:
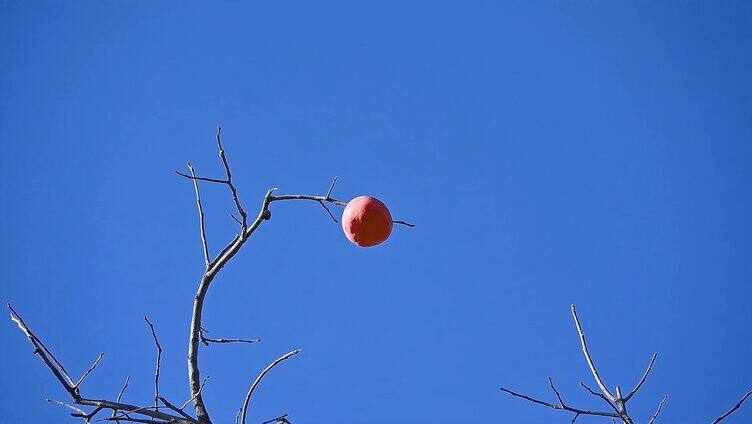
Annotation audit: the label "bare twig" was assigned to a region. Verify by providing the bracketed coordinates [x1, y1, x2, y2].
[500, 386, 619, 419]
[199, 327, 260, 346]
[571, 305, 615, 402]
[711, 389, 752, 424]
[624, 353, 657, 402]
[261, 414, 290, 424]
[647, 395, 668, 424]
[8, 305, 192, 424]
[101, 417, 168, 424]
[75, 353, 105, 389]
[174, 172, 227, 184]
[392, 220, 415, 227]
[580, 382, 620, 415]
[179, 376, 209, 410]
[187, 162, 210, 269]
[9, 304, 76, 394]
[143, 316, 162, 410]
[215, 126, 248, 233]
[548, 377, 566, 407]
[47, 398, 87, 417]
[240, 349, 301, 424]
[111, 376, 131, 420]
[158, 397, 195, 422]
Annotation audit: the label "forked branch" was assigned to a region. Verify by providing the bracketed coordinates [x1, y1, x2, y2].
[179, 127, 413, 423]
[8, 304, 195, 424]
[501, 305, 751, 424]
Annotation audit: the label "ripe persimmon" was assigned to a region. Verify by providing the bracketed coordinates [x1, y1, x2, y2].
[341, 196, 393, 247]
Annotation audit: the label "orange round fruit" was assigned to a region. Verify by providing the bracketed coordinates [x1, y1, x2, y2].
[341, 196, 393, 247]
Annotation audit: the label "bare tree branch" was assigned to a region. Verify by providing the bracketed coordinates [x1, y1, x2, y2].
[570, 305, 615, 402]
[111, 376, 131, 421]
[215, 126, 248, 233]
[261, 414, 290, 424]
[392, 220, 415, 227]
[711, 390, 752, 424]
[75, 353, 105, 389]
[199, 327, 260, 346]
[144, 316, 163, 410]
[240, 349, 301, 424]
[46, 398, 87, 417]
[179, 376, 209, 410]
[187, 162, 210, 269]
[500, 385, 619, 420]
[158, 397, 195, 422]
[647, 395, 668, 424]
[8, 304, 193, 424]
[624, 353, 657, 402]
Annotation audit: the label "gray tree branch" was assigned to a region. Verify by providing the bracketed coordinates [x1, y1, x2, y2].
[239, 349, 301, 424]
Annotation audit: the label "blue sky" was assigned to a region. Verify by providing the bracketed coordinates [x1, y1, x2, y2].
[1, 2, 750, 423]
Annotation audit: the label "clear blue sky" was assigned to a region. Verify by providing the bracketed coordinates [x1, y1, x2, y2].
[1, 2, 750, 423]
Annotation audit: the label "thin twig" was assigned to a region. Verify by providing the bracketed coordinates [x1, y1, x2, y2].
[144, 316, 162, 410]
[9, 304, 76, 393]
[75, 353, 105, 389]
[548, 377, 566, 406]
[199, 327, 260, 346]
[179, 376, 209, 410]
[158, 397, 196, 422]
[261, 414, 289, 424]
[711, 389, 752, 424]
[47, 398, 87, 416]
[580, 382, 619, 414]
[647, 395, 668, 424]
[240, 349, 301, 424]
[500, 386, 619, 419]
[174, 171, 227, 184]
[624, 353, 657, 402]
[571, 305, 615, 401]
[112, 376, 131, 420]
[215, 126, 248, 232]
[187, 163, 210, 268]
[325, 176, 338, 199]
[392, 220, 415, 227]
[8, 305, 192, 424]
[202, 336, 261, 346]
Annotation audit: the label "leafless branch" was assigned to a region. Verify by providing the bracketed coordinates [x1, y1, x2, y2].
[187, 162, 210, 268]
[9, 303, 76, 394]
[261, 414, 290, 424]
[47, 398, 87, 417]
[173, 172, 227, 184]
[75, 353, 105, 389]
[158, 397, 195, 422]
[102, 417, 168, 424]
[111, 376, 131, 421]
[570, 305, 615, 402]
[215, 126, 248, 233]
[647, 395, 668, 424]
[503, 306, 751, 424]
[624, 353, 657, 402]
[240, 349, 302, 424]
[500, 385, 619, 420]
[144, 316, 163, 410]
[8, 304, 193, 424]
[199, 327, 260, 346]
[179, 376, 209, 410]
[392, 220, 415, 227]
[580, 381, 620, 416]
[711, 389, 752, 424]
